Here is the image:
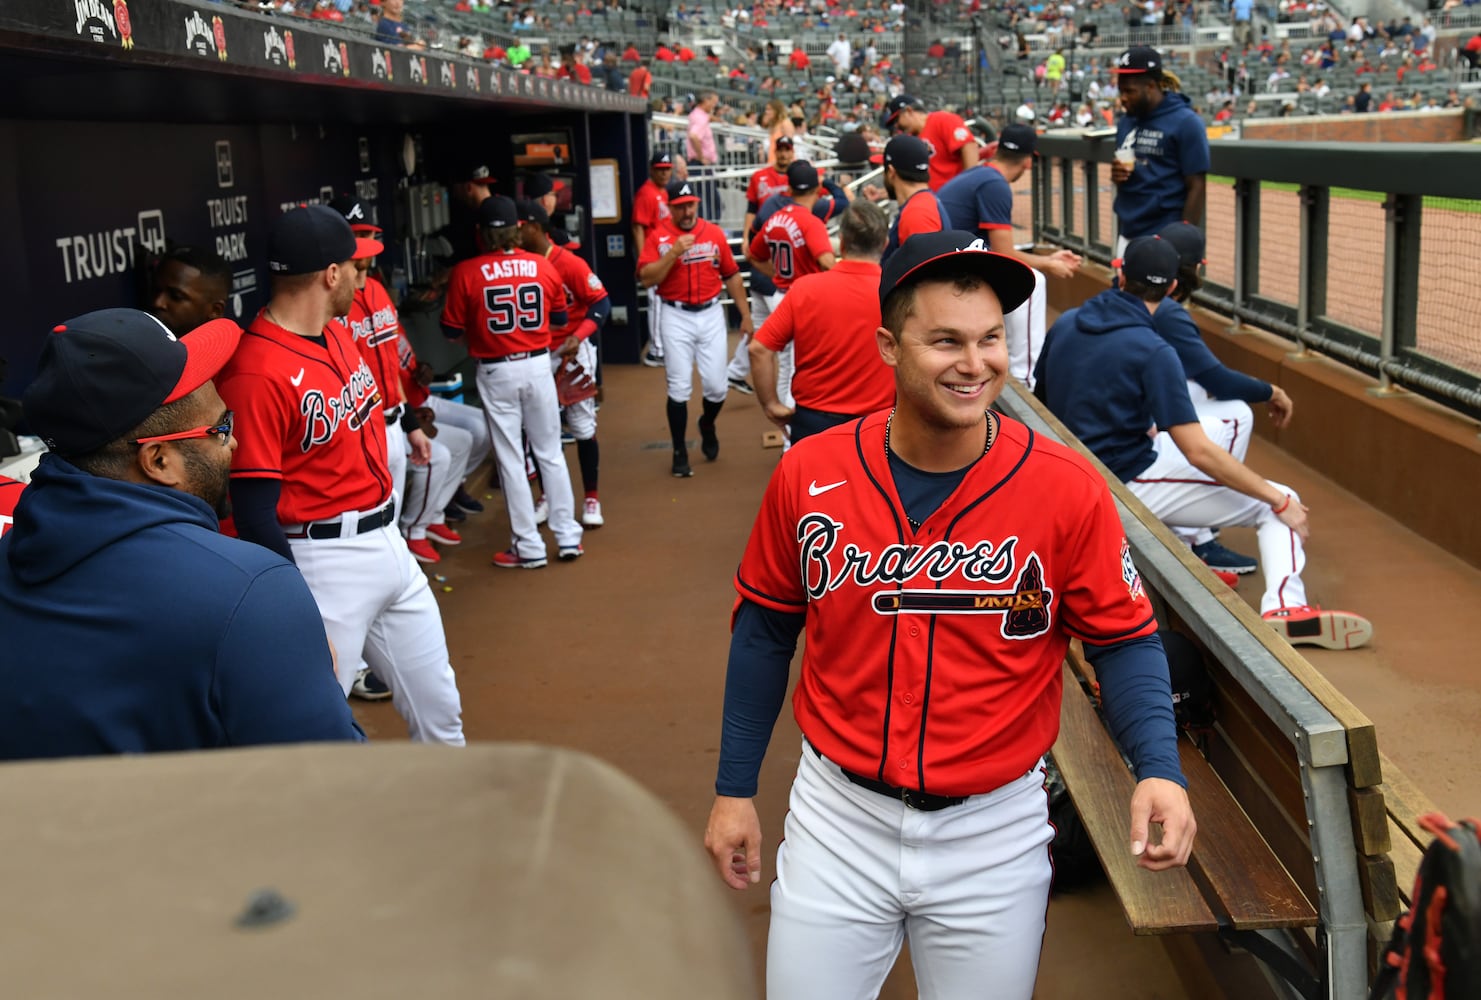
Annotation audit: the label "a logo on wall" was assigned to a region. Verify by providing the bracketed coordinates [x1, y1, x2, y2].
[263, 26, 290, 68]
[372, 48, 393, 81]
[409, 56, 426, 85]
[358, 136, 371, 173]
[74, 0, 131, 47]
[283, 29, 295, 68]
[212, 15, 227, 60]
[184, 11, 217, 58]
[215, 140, 234, 188]
[489, 71, 502, 95]
[439, 60, 455, 89]
[466, 65, 480, 92]
[53, 209, 167, 285]
[339, 42, 349, 76]
[229, 268, 257, 319]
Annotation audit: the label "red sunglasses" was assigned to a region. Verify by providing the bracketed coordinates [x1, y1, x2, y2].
[131, 411, 234, 447]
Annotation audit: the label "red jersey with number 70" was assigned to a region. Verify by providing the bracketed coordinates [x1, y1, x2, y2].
[637, 217, 738, 304]
[734, 412, 1158, 797]
[442, 248, 569, 358]
[216, 313, 392, 525]
[748, 204, 833, 291]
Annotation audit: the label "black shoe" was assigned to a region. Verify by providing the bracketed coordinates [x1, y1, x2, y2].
[451, 488, 485, 513]
[672, 449, 694, 478]
[442, 504, 467, 524]
[351, 668, 392, 702]
[699, 420, 719, 462]
[728, 377, 755, 395]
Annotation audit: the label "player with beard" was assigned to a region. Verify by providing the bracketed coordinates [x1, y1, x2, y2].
[0, 308, 362, 758]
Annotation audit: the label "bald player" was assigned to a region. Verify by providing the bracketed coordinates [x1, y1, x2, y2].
[633, 152, 674, 367]
[880, 94, 980, 190]
[148, 246, 233, 337]
[879, 134, 951, 263]
[217, 205, 464, 743]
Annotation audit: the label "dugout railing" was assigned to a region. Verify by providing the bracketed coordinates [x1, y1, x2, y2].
[1028, 132, 1481, 421]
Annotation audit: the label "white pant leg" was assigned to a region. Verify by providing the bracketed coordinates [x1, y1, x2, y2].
[1171, 395, 1257, 548]
[1004, 269, 1048, 389]
[1113, 233, 1129, 258]
[385, 419, 407, 525]
[697, 304, 730, 404]
[767, 743, 1052, 1000]
[727, 289, 774, 381]
[1129, 434, 1306, 612]
[777, 341, 796, 410]
[402, 431, 473, 537]
[478, 362, 545, 560]
[662, 306, 700, 402]
[519, 356, 583, 549]
[647, 287, 663, 354]
[401, 460, 434, 540]
[556, 341, 599, 441]
[426, 395, 492, 480]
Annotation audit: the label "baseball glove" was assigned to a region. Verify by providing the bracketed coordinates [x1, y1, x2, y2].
[554, 360, 598, 407]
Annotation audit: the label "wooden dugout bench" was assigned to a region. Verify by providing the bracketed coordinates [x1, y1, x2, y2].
[995, 383, 1425, 1000]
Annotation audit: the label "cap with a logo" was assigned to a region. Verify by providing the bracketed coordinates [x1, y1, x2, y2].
[883, 135, 931, 181]
[1157, 221, 1205, 269]
[524, 173, 567, 199]
[1114, 235, 1181, 287]
[1115, 45, 1163, 77]
[516, 198, 550, 229]
[22, 308, 243, 457]
[879, 94, 923, 129]
[665, 180, 700, 205]
[775, 135, 794, 150]
[650, 151, 674, 168]
[477, 195, 520, 228]
[996, 123, 1038, 156]
[786, 160, 819, 193]
[465, 164, 497, 185]
[268, 205, 382, 275]
[879, 230, 1036, 313]
[328, 193, 384, 235]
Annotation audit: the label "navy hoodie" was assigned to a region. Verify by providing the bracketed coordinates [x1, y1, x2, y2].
[1112, 92, 1210, 239]
[1038, 289, 1199, 481]
[0, 455, 363, 759]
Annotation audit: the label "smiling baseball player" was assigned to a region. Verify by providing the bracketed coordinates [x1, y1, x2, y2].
[704, 231, 1194, 1000]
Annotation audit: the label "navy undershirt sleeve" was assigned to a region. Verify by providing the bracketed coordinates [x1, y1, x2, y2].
[441, 322, 463, 341]
[715, 599, 805, 797]
[1194, 364, 1273, 404]
[1084, 633, 1186, 786]
[229, 478, 294, 563]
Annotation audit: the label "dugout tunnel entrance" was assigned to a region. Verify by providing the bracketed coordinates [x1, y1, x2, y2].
[0, 0, 653, 400]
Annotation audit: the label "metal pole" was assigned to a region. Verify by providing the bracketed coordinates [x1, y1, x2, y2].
[1377, 194, 1399, 392]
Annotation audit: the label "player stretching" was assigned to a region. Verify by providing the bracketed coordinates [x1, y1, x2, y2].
[704, 231, 1195, 1000]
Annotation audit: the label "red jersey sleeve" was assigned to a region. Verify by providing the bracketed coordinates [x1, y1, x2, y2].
[803, 214, 834, 261]
[637, 227, 664, 271]
[746, 172, 762, 206]
[217, 371, 291, 481]
[747, 226, 770, 262]
[441, 262, 472, 334]
[543, 259, 569, 323]
[1055, 469, 1159, 644]
[716, 227, 739, 278]
[754, 282, 797, 352]
[931, 112, 971, 154]
[734, 456, 807, 614]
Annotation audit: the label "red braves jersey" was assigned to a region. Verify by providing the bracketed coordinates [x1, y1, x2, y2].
[632, 179, 669, 231]
[754, 261, 895, 415]
[347, 277, 405, 411]
[637, 218, 738, 304]
[897, 189, 947, 243]
[920, 110, 974, 190]
[442, 249, 569, 358]
[397, 333, 429, 409]
[748, 205, 833, 291]
[544, 243, 608, 347]
[735, 412, 1157, 796]
[0, 475, 23, 540]
[746, 165, 789, 213]
[216, 313, 392, 525]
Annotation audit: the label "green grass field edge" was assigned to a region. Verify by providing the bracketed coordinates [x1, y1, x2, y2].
[1207, 174, 1481, 213]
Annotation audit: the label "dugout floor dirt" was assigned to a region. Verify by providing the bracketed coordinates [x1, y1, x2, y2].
[351, 347, 1481, 998]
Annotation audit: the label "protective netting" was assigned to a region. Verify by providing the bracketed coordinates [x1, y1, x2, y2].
[1414, 198, 1481, 375]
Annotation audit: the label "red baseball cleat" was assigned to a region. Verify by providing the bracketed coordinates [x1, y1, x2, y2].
[407, 538, 441, 564]
[426, 523, 462, 546]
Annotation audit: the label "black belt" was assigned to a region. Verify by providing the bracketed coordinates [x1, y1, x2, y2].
[661, 297, 720, 312]
[284, 501, 396, 540]
[479, 348, 549, 365]
[810, 743, 968, 812]
[384, 403, 405, 426]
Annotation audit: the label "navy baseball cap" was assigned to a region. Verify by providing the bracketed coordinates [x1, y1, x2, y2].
[650, 152, 675, 167]
[666, 180, 700, 205]
[996, 124, 1038, 156]
[1115, 235, 1181, 287]
[524, 173, 566, 199]
[515, 198, 550, 229]
[879, 230, 1036, 314]
[883, 135, 931, 181]
[880, 94, 923, 129]
[269, 205, 381, 274]
[1157, 221, 1206, 268]
[1115, 46, 1163, 77]
[23, 308, 243, 457]
[477, 195, 520, 228]
[328, 193, 383, 235]
[786, 160, 819, 193]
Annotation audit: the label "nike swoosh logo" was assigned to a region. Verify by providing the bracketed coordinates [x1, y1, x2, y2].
[808, 479, 847, 497]
[290, 368, 305, 387]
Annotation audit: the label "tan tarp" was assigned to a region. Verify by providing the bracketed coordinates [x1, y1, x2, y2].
[0, 742, 756, 999]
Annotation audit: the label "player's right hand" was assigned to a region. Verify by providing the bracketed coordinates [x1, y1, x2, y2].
[1110, 161, 1133, 184]
[673, 234, 697, 255]
[1043, 252, 1080, 280]
[764, 401, 795, 429]
[704, 795, 763, 890]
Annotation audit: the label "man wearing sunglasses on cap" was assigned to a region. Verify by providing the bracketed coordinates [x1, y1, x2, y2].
[0, 308, 363, 759]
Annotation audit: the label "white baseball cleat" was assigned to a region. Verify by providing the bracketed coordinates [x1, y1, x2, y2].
[533, 495, 549, 525]
[582, 497, 604, 527]
[1263, 606, 1373, 650]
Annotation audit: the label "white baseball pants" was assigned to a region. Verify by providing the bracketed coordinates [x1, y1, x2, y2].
[385, 418, 407, 523]
[1171, 391, 1256, 549]
[1005, 269, 1047, 390]
[401, 427, 473, 540]
[1129, 432, 1306, 612]
[647, 287, 664, 355]
[767, 741, 1053, 1000]
[725, 287, 776, 381]
[426, 395, 493, 479]
[659, 301, 729, 404]
[475, 355, 582, 559]
[551, 340, 599, 441]
[289, 520, 464, 745]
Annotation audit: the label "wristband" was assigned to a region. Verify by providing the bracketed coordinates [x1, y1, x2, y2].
[400, 410, 422, 434]
[1272, 494, 1291, 515]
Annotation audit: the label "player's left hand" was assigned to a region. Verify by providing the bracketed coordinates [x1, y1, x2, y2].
[558, 335, 581, 359]
[408, 428, 433, 466]
[1129, 777, 1196, 871]
[740, 316, 754, 337]
[704, 795, 764, 890]
[1266, 385, 1295, 428]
